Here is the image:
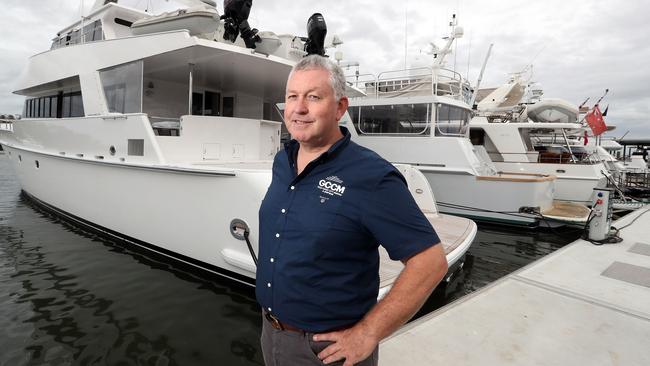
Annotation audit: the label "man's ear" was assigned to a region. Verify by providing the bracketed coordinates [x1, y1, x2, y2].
[336, 96, 349, 121]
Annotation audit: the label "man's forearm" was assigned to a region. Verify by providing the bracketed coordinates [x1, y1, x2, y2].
[357, 244, 448, 342]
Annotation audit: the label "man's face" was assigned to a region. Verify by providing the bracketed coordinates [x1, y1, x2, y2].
[284, 68, 348, 147]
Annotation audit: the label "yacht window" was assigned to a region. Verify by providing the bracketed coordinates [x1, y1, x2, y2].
[60, 92, 84, 118]
[39, 97, 45, 118]
[51, 96, 59, 118]
[100, 61, 143, 114]
[93, 20, 104, 41]
[435, 104, 470, 137]
[43, 97, 51, 118]
[70, 93, 84, 117]
[69, 29, 81, 45]
[350, 103, 431, 135]
[469, 128, 484, 146]
[205, 91, 221, 116]
[82, 20, 104, 42]
[62, 95, 71, 117]
[223, 97, 234, 117]
[191, 93, 204, 115]
[114, 18, 134, 27]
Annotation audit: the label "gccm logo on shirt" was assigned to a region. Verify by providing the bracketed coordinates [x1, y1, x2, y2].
[318, 176, 346, 196]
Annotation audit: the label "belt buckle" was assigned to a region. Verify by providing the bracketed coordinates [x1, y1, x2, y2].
[265, 312, 285, 331]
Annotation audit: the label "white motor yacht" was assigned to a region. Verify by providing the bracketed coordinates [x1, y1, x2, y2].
[470, 75, 611, 206]
[0, 0, 475, 287]
[342, 18, 589, 227]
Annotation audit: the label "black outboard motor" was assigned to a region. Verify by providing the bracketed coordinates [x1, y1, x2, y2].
[304, 13, 327, 56]
[221, 0, 260, 49]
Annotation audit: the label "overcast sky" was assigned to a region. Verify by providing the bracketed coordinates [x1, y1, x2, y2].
[1, 0, 648, 137]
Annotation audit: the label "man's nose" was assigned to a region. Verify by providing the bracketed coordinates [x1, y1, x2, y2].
[294, 97, 308, 114]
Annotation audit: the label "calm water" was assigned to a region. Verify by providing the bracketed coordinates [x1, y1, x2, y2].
[0, 155, 581, 366]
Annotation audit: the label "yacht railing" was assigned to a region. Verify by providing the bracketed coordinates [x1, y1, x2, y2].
[346, 67, 467, 100]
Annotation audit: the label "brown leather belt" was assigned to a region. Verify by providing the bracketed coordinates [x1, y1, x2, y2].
[264, 311, 305, 333]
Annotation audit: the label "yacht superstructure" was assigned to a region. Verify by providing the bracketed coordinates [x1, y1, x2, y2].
[0, 1, 475, 286]
[342, 19, 589, 227]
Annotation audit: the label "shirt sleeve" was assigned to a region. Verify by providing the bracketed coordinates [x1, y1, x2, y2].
[361, 169, 441, 261]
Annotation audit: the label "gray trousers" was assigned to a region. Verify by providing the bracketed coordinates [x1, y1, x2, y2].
[261, 314, 379, 366]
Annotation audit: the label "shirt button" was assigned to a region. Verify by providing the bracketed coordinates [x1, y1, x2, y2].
[290, 186, 295, 190]
[281, 209, 286, 214]
[268, 307, 272, 312]
[275, 233, 280, 238]
[267, 282, 271, 288]
[270, 258, 275, 263]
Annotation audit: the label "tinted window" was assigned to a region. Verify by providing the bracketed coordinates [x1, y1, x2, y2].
[93, 20, 104, 41]
[223, 97, 234, 117]
[44, 97, 51, 118]
[70, 93, 84, 117]
[100, 61, 143, 114]
[51, 96, 59, 118]
[350, 103, 431, 135]
[62, 95, 71, 117]
[69, 30, 80, 45]
[435, 104, 471, 137]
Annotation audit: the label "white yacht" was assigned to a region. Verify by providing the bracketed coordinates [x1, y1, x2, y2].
[0, 0, 475, 286]
[342, 19, 589, 227]
[470, 75, 611, 205]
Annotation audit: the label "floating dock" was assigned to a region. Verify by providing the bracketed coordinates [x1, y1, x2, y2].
[381, 207, 650, 365]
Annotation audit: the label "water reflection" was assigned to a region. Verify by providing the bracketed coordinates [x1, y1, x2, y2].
[0, 159, 264, 366]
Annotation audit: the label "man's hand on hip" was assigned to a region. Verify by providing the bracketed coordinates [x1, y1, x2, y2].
[313, 322, 378, 366]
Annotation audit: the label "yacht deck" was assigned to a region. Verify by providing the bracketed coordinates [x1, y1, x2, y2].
[380, 213, 475, 288]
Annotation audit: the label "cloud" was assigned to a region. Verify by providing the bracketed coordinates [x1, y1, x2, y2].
[1, 0, 648, 137]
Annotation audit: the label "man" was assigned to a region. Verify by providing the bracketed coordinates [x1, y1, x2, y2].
[256, 55, 448, 366]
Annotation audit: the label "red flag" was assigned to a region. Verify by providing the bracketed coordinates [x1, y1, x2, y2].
[585, 104, 607, 136]
[583, 130, 589, 145]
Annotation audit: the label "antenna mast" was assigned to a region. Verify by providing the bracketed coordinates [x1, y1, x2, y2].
[404, 1, 408, 69]
[470, 43, 493, 107]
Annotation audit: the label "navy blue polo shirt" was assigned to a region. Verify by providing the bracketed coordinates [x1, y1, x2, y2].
[256, 126, 440, 333]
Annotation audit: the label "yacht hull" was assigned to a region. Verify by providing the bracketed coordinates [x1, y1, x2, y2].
[4, 145, 268, 285]
[420, 169, 555, 226]
[494, 161, 609, 204]
[2, 144, 475, 287]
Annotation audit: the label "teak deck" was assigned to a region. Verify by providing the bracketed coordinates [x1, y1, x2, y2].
[379, 213, 474, 288]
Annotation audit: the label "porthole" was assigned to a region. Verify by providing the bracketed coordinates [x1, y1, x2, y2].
[109, 145, 116, 156]
[18, 155, 22, 162]
[35, 160, 40, 168]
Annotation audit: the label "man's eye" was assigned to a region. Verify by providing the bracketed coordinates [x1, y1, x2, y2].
[286, 95, 297, 100]
[308, 95, 320, 100]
